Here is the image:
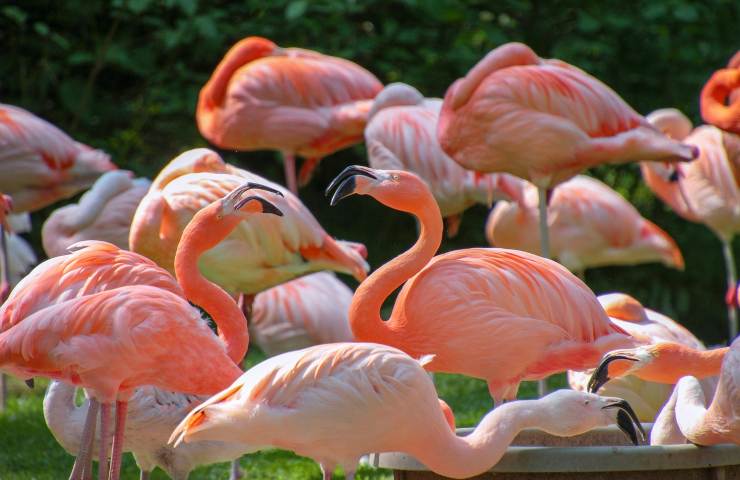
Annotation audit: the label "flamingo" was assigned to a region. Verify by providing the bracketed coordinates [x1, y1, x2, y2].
[485, 175, 684, 277]
[0, 103, 115, 213]
[568, 293, 713, 421]
[0, 183, 282, 480]
[129, 148, 368, 303]
[325, 160, 638, 403]
[197, 36, 383, 193]
[642, 108, 740, 339]
[170, 342, 645, 480]
[650, 337, 738, 445]
[364, 82, 524, 237]
[42, 170, 151, 257]
[251, 271, 354, 356]
[0, 193, 14, 302]
[437, 42, 697, 261]
[701, 51, 740, 134]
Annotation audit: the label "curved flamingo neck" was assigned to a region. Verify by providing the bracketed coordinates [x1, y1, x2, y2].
[642, 346, 728, 384]
[174, 206, 248, 363]
[349, 191, 443, 345]
[701, 69, 740, 132]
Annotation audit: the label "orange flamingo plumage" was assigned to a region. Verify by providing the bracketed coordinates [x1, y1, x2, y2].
[365, 82, 524, 237]
[326, 160, 637, 402]
[170, 343, 644, 480]
[0, 103, 115, 213]
[486, 175, 684, 276]
[701, 51, 740, 134]
[0, 183, 282, 479]
[197, 36, 382, 193]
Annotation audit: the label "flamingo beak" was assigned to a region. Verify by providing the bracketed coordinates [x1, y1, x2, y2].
[602, 398, 646, 445]
[235, 195, 283, 216]
[325, 165, 378, 206]
[587, 353, 640, 393]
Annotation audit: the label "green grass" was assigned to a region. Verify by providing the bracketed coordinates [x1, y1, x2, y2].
[0, 347, 566, 479]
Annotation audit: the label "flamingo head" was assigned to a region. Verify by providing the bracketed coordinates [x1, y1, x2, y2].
[587, 345, 660, 393]
[220, 182, 283, 220]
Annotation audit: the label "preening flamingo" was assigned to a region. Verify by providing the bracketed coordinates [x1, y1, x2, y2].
[486, 175, 684, 277]
[251, 271, 354, 356]
[701, 51, 740, 134]
[0, 183, 281, 480]
[568, 293, 711, 421]
[197, 36, 383, 193]
[325, 161, 636, 402]
[130, 148, 368, 301]
[42, 170, 151, 257]
[0, 103, 115, 213]
[365, 82, 524, 237]
[642, 108, 740, 339]
[170, 342, 644, 480]
[437, 42, 697, 261]
[650, 337, 738, 446]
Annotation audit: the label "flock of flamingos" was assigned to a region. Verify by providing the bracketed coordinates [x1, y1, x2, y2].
[0, 36, 738, 480]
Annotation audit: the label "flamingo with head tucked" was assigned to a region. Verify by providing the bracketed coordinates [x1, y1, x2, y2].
[171, 342, 644, 480]
[0, 103, 115, 213]
[437, 42, 697, 262]
[365, 82, 524, 237]
[701, 51, 740, 134]
[642, 108, 740, 339]
[197, 36, 382, 193]
[486, 175, 684, 277]
[325, 159, 638, 403]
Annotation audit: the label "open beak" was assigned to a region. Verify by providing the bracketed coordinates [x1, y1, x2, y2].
[325, 165, 377, 206]
[587, 352, 640, 393]
[602, 398, 646, 445]
[235, 195, 283, 216]
[225, 182, 284, 216]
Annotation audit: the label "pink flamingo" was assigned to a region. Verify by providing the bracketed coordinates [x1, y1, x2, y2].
[437, 42, 697, 261]
[568, 293, 712, 421]
[365, 82, 524, 237]
[0, 103, 115, 213]
[42, 170, 151, 257]
[642, 108, 740, 339]
[251, 271, 354, 356]
[701, 51, 740, 134]
[197, 36, 383, 193]
[170, 342, 644, 480]
[0, 193, 13, 302]
[0, 183, 281, 480]
[650, 337, 738, 445]
[486, 175, 684, 277]
[130, 148, 368, 302]
[325, 161, 638, 403]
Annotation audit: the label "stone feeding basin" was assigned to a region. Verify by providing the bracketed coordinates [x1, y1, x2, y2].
[366, 424, 740, 479]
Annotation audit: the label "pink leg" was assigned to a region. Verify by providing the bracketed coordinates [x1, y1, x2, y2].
[282, 151, 299, 195]
[298, 157, 320, 187]
[82, 398, 99, 480]
[98, 403, 112, 480]
[445, 214, 462, 238]
[0, 225, 10, 303]
[237, 293, 255, 326]
[107, 400, 128, 480]
[68, 398, 100, 480]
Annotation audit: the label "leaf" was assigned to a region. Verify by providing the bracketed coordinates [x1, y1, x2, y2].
[285, 1, 308, 20]
[2, 5, 27, 25]
[33, 22, 49, 37]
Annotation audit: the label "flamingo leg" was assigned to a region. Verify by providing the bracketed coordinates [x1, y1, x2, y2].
[0, 374, 5, 412]
[238, 293, 255, 326]
[139, 472, 150, 480]
[282, 151, 299, 195]
[81, 398, 99, 480]
[68, 398, 100, 480]
[537, 186, 551, 398]
[98, 403, 112, 480]
[298, 157, 320, 187]
[721, 239, 738, 339]
[107, 400, 128, 480]
[0, 225, 10, 302]
[229, 458, 243, 480]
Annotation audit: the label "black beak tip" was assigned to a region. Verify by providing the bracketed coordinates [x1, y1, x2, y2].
[25, 378, 34, 389]
[617, 409, 640, 445]
[259, 199, 283, 216]
[246, 182, 284, 197]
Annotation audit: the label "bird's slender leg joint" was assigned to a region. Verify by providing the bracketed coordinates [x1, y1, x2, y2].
[536, 186, 552, 397]
[68, 398, 100, 480]
[107, 400, 128, 480]
[81, 398, 99, 480]
[722, 239, 738, 340]
[0, 224, 10, 303]
[282, 151, 299, 195]
[98, 403, 112, 480]
[0, 374, 5, 412]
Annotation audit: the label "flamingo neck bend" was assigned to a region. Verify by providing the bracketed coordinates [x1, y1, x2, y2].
[174, 207, 248, 363]
[641, 345, 729, 384]
[349, 189, 443, 345]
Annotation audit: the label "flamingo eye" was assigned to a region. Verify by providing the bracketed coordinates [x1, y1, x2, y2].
[391, 173, 400, 181]
[216, 214, 223, 220]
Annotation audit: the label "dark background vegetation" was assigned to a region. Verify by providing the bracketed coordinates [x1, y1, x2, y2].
[1, 0, 739, 345]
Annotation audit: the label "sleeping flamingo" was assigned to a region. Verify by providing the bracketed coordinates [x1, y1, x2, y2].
[365, 82, 524, 237]
[170, 342, 644, 480]
[0, 183, 281, 480]
[485, 175, 684, 277]
[650, 337, 738, 446]
[701, 51, 740, 134]
[325, 159, 638, 403]
[642, 108, 740, 339]
[437, 42, 697, 261]
[0, 103, 115, 213]
[42, 170, 151, 257]
[197, 36, 382, 193]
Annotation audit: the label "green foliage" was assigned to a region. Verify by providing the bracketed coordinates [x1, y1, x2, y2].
[0, 2, 737, 342]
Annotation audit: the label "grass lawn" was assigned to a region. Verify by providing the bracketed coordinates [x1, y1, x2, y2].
[0, 347, 566, 479]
